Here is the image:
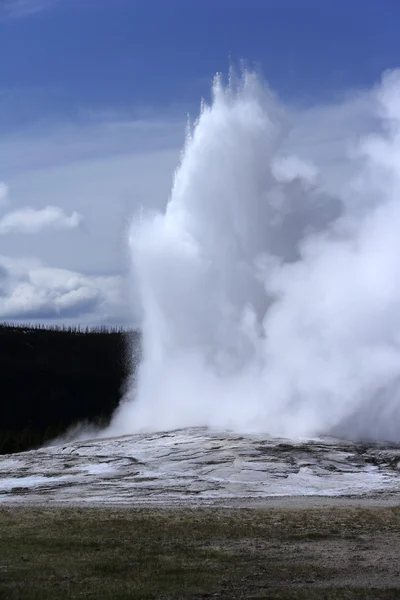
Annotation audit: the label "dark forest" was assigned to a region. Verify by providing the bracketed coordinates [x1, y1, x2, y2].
[0, 323, 140, 455]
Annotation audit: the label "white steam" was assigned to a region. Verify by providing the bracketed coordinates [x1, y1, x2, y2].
[109, 69, 400, 442]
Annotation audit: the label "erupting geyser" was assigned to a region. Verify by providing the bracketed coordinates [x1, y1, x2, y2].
[109, 69, 400, 442]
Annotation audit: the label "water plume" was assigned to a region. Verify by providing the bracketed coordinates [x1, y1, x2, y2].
[109, 69, 400, 442]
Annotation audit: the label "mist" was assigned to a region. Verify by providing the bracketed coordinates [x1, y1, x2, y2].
[107, 69, 400, 442]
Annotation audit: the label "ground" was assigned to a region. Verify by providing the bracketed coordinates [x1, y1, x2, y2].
[1, 503, 400, 599]
[2, 429, 400, 504]
[1, 429, 400, 598]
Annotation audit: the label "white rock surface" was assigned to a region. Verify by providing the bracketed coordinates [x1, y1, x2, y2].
[1, 428, 400, 505]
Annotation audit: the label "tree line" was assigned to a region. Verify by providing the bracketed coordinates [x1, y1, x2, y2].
[0, 323, 140, 454]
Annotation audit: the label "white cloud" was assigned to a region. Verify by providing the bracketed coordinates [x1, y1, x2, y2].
[0, 254, 130, 324]
[0, 205, 82, 234]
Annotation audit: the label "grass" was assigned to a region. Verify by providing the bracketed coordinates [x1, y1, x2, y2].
[0, 505, 400, 599]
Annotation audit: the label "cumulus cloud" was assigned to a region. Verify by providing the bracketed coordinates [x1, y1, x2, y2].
[0, 205, 82, 234]
[0, 182, 83, 235]
[0, 254, 129, 323]
[0, 183, 113, 323]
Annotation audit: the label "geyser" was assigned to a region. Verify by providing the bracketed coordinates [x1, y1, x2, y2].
[110, 69, 400, 442]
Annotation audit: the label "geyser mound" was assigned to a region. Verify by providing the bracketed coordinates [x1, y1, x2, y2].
[109, 69, 400, 442]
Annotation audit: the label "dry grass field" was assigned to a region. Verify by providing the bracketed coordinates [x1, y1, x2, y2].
[1, 504, 400, 599]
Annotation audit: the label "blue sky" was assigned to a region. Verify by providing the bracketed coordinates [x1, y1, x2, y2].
[0, 0, 399, 325]
[2, 0, 400, 127]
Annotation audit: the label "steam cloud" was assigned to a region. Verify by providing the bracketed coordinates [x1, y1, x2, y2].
[109, 69, 400, 442]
